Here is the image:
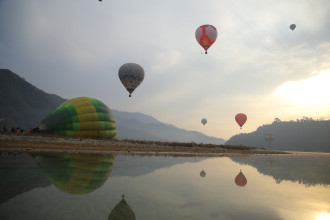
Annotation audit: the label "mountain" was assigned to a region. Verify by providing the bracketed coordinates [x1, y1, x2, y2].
[0, 69, 225, 144]
[225, 119, 330, 152]
[0, 69, 66, 131]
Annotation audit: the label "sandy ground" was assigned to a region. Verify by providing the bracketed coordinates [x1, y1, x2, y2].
[0, 133, 289, 157]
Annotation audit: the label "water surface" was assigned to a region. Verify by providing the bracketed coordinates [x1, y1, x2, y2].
[0, 152, 329, 220]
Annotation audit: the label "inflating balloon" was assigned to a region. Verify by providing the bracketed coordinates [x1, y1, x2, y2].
[235, 113, 247, 129]
[201, 118, 207, 126]
[290, 24, 296, 31]
[37, 97, 117, 139]
[118, 63, 145, 97]
[195, 24, 218, 54]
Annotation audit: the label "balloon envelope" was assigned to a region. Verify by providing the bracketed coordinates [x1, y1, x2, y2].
[235, 171, 247, 187]
[195, 24, 218, 54]
[201, 118, 207, 126]
[290, 24, 296, 30]
[38, 97, 117, 139]
[235, 113, 247, 128]
[200, 170, 206, 177]
[118, 63, 145, 97]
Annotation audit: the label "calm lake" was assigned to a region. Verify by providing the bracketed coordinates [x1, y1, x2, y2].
[0, 152, 329, 220]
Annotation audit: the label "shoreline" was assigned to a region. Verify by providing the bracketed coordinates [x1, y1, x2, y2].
[0, 133, 289, 157]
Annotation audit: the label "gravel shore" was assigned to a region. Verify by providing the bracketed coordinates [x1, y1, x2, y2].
[0, 133, 289, 157]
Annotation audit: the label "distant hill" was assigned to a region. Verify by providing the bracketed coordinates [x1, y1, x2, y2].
[112, 109, 225, 144]
[225, 119, 330, 152]
[0, 69, 225, 144]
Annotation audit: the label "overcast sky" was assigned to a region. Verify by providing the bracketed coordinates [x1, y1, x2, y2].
[1, 0, 330, 140]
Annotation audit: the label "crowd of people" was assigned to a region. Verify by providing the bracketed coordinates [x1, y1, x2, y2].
[0, 126, 26, 133]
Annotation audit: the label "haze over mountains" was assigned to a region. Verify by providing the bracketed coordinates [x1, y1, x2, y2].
[0, 69, 225, 144]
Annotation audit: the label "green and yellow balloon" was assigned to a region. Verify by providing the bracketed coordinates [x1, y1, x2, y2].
[37, 97, 117, 139]
[34, 153, 116, 194]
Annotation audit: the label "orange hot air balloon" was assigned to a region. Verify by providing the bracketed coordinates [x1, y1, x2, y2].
[235, 170, 247, 187]
[235, 113, 247, 129]
[195, 24, 218, 54]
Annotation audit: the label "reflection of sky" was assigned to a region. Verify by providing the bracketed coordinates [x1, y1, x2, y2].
[1, 155, 329, 220]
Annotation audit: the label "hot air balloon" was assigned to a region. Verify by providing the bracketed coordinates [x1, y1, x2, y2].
[234, 170, 247, 187]
[264, 133, 275, 144]
[34, 153, 116, 194]
[235, 113, 247, 129]
[201, 118, 207, 126]
[200, 170, 206, 177]
[108, 195, 136, 220]
[195, 24, 218, 54]
[37, 97, 117, 139]
[118, 63, 145, 97]
[290, 24, 296, 30]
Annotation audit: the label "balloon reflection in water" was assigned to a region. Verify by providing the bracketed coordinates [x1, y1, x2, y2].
[34, 153, 115, 194]
[108, 195, 136, 220]
[265, 156, 274, 167]
[200, 170, 206, 177]
[235, 170, 247, 187]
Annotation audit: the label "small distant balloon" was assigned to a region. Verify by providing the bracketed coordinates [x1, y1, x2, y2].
[235, 170, 247, 187]
[264, 133, 275, 144]
[200, 170, 206, 177]
[195, 24, 218, 54]
[235, 113, 247, 129]
[201, 118, 207, 126]
[118, 63, 145, 97]
[290, 24, 296, 31]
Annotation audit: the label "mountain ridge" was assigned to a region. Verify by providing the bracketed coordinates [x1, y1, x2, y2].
[225, 119, 330, 152]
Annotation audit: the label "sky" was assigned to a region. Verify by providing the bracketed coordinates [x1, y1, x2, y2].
[0, 0, 330, 140]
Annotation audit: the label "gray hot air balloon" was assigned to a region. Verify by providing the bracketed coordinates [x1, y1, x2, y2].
[290, 24, 296, 31]
[118, 63, 145, 97]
